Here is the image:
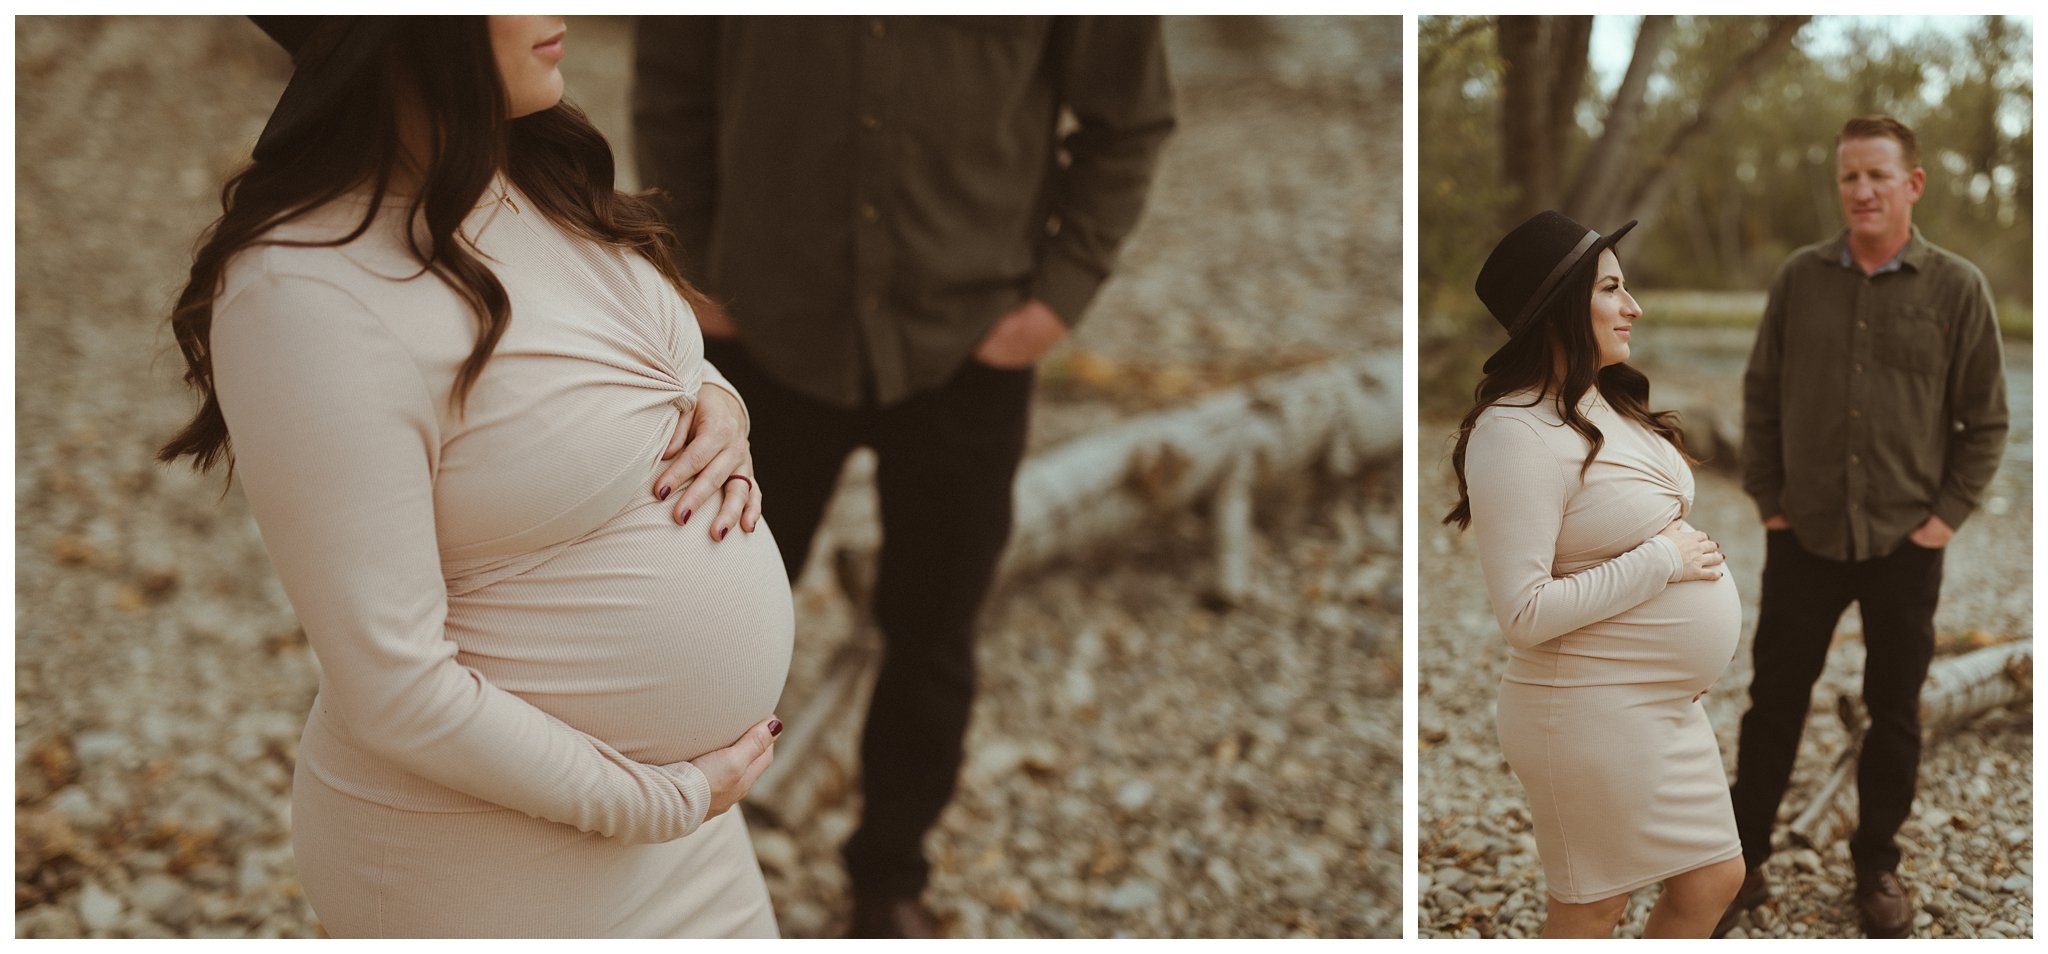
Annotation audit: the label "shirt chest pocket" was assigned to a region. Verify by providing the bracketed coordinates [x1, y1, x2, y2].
[1875, 303, 1949, 376]
[900, 17, 1055, 129]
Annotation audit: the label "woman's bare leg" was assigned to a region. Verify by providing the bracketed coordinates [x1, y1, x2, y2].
[1539, 892, 1629, 938]
[1643, 857, 1747, 938]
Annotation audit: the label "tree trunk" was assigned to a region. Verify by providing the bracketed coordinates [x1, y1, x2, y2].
[1545, 17, 1594, 180]
[1497, 17, 1553, 223]
[1565, 16, 1671, 226]
[1497, 17, 1594, 223]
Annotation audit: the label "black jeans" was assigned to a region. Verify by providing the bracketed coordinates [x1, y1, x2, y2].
[1729, 528, 1944, 874]
[704, 338, 1033, 898]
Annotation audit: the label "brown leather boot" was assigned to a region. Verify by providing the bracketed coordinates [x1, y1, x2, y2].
[1854, 869, 1913, 938]
[1711, 866, 1769, 938]
[845, 892, 943, 939]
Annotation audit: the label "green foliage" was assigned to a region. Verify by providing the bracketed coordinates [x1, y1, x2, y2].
[1996, 299, 2032, 339]
[1418, 16, 1513, 347]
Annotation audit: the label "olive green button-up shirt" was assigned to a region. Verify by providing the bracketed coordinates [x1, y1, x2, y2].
[631, 16, 1176, 409]
[1741, 227, 2008, 561]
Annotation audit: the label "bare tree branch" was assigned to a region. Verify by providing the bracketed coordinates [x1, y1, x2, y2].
[1622, 16, 1813, 231]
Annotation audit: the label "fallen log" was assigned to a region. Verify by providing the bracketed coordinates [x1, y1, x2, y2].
[748, 349, 1400, 821]
[801, 349, 1401, 592]
[1786, 639, 2032, 849]
[1002, 350, 1400, 581]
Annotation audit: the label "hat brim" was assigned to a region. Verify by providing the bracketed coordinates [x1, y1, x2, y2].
[251, 18, 404, 163]
[1480, 219, 1637, 374]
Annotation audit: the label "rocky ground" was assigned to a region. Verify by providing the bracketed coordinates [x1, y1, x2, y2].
[1417, 332, 2034, 939]
[14, 16, 1400, 938]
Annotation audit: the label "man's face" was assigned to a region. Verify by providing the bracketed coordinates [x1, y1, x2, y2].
[1836, 135, 1925, 247]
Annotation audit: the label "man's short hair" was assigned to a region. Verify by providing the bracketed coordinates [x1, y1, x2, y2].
[1837, 115, 1921, 170]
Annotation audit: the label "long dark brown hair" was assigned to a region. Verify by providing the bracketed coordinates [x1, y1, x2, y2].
[1442, 256, 1691, 530]
[158, 18, 704, 474]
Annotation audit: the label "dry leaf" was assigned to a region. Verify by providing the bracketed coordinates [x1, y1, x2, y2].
[29, 733, 78, 788]
[50, 535, 96, 565]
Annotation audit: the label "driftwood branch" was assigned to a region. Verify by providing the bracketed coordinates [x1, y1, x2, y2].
[747, 349, 1401, 821]
[1787, 640, 2032, 849]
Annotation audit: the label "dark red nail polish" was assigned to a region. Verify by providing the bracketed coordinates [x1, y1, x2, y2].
[656, 485, 671, 501]
[682, 509, 692, 524]
[768, 719, 783, 737]
[718, 527, 729, 541]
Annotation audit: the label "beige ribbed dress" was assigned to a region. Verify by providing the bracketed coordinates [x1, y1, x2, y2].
[1465, 389, 1742, 904]
[210, 181, 793, 937]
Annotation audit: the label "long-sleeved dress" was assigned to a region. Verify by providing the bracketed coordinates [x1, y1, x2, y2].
[1466, 389, 1742, 904]
[210, 181, 793, 937]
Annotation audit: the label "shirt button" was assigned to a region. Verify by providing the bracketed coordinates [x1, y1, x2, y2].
[1856, 320, 1867, 330]
[1854, 363, 1864, 374]
[1850, 454, 1861, 465]
[869, 18, 885, 38]
[1850, 408, 1862, 418]
[863, 295, 880, 312]
[860, 203, 880, 223]
[862, 114, 882, 132]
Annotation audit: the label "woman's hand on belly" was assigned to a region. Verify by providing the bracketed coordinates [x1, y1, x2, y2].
[654, 386, 763, 541]
[1659, 518, 1726, 582]
[688, 715, 783, 821]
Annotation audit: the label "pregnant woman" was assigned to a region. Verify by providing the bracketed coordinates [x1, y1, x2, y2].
[1443, 212, 1746, 938]
[157, 18, 792, 936]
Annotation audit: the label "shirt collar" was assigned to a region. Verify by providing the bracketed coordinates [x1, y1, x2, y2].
[1829, 225, 1927, 276]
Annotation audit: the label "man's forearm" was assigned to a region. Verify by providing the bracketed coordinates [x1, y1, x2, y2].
[1743, 466, 1785, 521]
[1741, 279, 1792, 521]
[631, 16, 720, 279]
[1740, 363, 1786, 519]
[1740, 395, 1784, 519]
[1933, 292, 2010, 530]
[1030, 16, 1177, 328]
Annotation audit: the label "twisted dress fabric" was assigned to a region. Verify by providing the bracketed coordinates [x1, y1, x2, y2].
[210, 181, 792, 937]
[1466, 389, 1742, 904]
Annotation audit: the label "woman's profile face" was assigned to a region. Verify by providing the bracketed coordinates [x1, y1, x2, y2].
[1588, 248, 1640, 368]
[489, 16, 568, 119]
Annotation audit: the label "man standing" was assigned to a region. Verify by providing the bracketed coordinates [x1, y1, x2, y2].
[1721, 116, 2008, 938]
[633, 17, 1174, 937]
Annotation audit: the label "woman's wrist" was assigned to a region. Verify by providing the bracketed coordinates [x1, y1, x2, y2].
[1647, 533, 1685, 583]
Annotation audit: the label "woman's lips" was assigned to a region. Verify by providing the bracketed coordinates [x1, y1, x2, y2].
[535, 31, 566, 60]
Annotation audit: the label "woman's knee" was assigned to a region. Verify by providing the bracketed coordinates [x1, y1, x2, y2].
[1670, 857, 1746, 907]
[1554, 891, 1629, 924]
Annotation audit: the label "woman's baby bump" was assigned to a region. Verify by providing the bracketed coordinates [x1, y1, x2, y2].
[1554, 569, 1742, 691]
[444, 486, 794, 766]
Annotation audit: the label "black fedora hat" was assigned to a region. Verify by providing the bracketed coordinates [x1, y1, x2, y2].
[247, 16, 405, 162]
[1474, 211, 1636, 373]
